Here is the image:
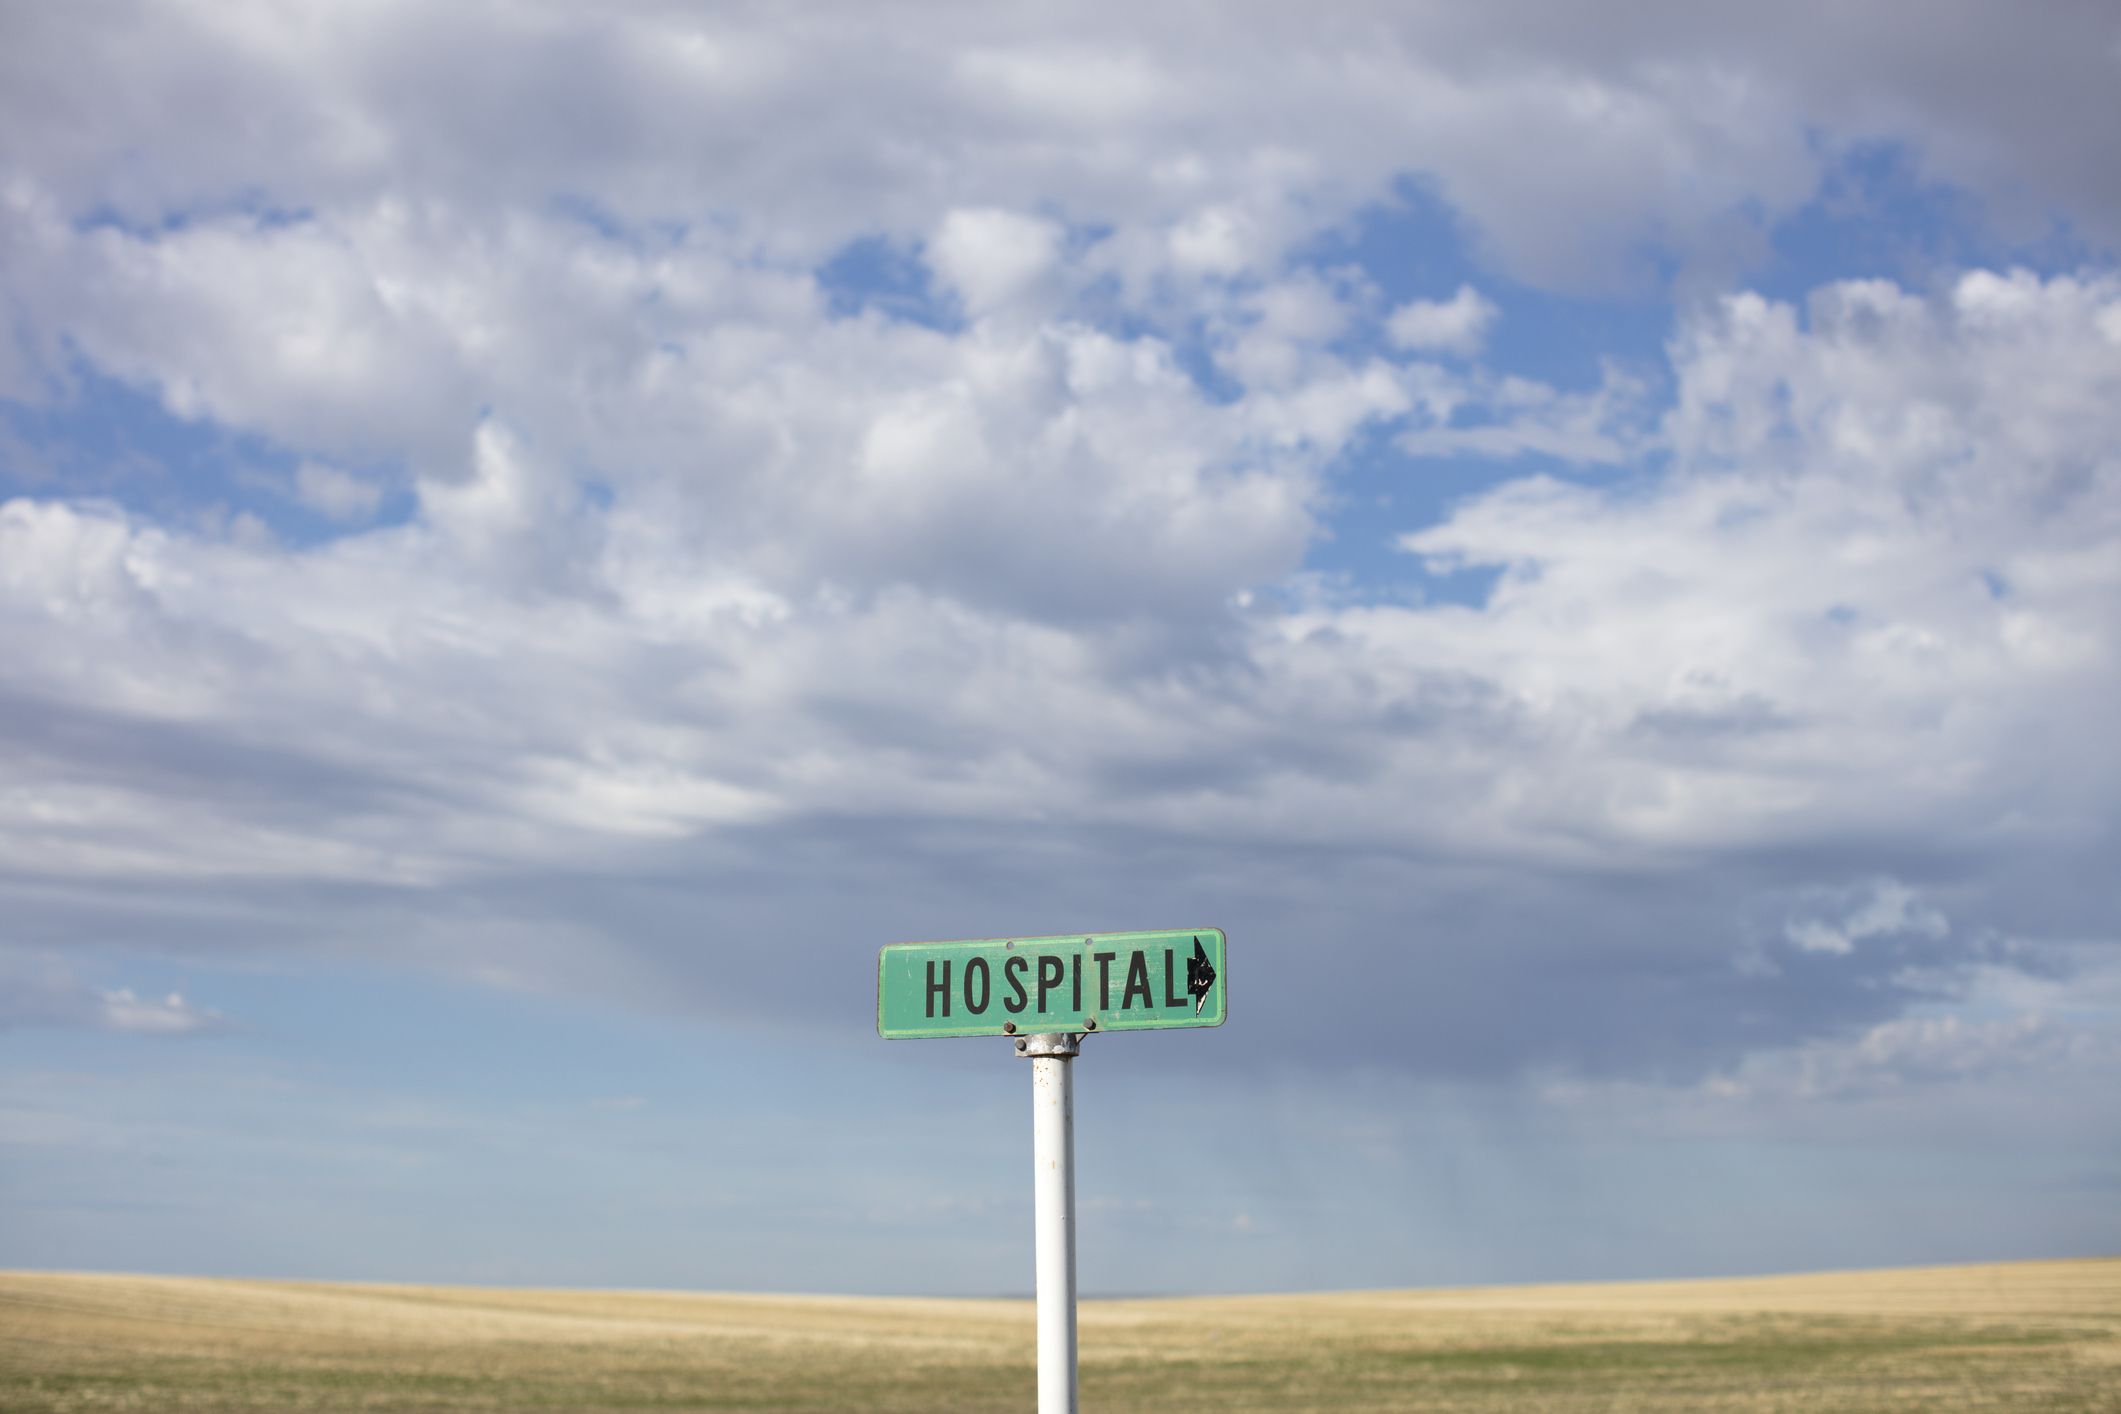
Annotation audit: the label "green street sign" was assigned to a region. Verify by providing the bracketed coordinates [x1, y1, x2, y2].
[878, 929, 1226, 1039]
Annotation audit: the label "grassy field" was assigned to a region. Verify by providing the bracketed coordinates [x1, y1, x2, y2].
[3, 1258, 2116, 1411]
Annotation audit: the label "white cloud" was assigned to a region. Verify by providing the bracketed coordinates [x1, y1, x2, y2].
[293, 461, 382, 522]
[1785, 879, 1949, 956]
[0, 267, 2115, 1064]
[0, 956, 225, 1036]
[0, 4, 2116, 1096]
[6, 2, 2114, 298]
[1533, 938, 2121, 1157]
[1371, 270, 2121, 861]
[955, 43, 1165, 128]
[1387, 285, 1498, 356]
[1395, 361, 1650, 465]
[98, 987, 224, 1036]
[1217, 273, 1362, 388]
[1167, 205, 1258, 277]
[927, 207, 1065, 317]
[1547, 1010, 2121, 1116]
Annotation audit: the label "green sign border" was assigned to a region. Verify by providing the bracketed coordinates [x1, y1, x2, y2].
[877, 928, 1226, 1039]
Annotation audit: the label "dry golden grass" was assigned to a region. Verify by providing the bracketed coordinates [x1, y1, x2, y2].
[3, 1258, 2116, 1410]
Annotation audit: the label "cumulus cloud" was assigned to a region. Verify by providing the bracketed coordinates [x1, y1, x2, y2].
[3, 3, 2115, 293]
[1544, 1009, 2121, 1129]
[96, 987, 224, 1036]
[0, 956, 224, 1036]
[1560, 944, 2121, 1121]
[1383, 272, 2121, 865]
[2, 262, 2115, 1088]
[1387, 285, 1498, 356]
[0, 2, 2115, 1104]
[927, 208, 1065, 317]
[1786, 879, 1949, 957]
[1395, 362, 1650, 465]
[293, 461, 382, 522]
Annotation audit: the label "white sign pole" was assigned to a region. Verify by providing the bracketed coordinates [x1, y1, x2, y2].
[1021, 1031, 1080, 1414]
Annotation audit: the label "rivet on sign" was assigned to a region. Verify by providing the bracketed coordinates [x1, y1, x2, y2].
[1003, 1021, 1017, 1034]
[1084, 1018, 1098, 1030]
[1016, 1039, 1027, 1052]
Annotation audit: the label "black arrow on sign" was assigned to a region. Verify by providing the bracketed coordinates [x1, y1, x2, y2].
[1186, 935, 1217, 1015]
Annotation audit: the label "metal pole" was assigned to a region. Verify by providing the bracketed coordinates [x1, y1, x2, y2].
[1022, 1032, 1079, 1414]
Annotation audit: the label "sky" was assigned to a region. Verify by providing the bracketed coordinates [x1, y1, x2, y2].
[1, 1, 2118, 1297]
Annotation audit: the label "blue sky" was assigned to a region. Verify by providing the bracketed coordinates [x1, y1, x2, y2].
[2, 2, 2119, 1296]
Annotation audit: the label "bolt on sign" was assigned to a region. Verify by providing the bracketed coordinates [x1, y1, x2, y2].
[877, 929, 1225, 1039]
